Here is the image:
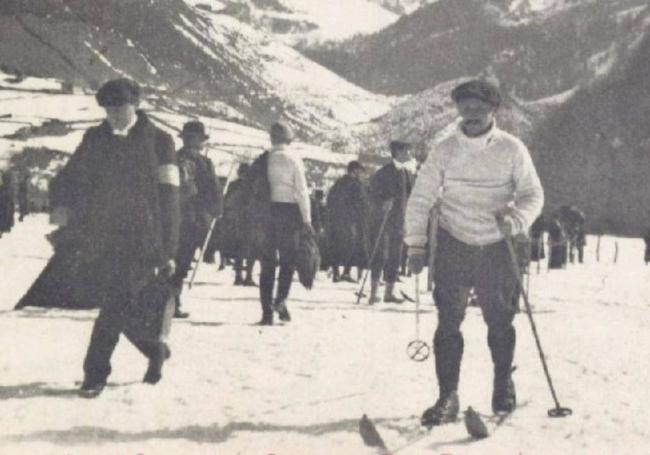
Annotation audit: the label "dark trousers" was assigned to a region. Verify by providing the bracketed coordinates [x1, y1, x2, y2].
[259, 203, 302, 317]
[370, 226, 403, 283]
[83, 266, 163, 384]
[171, 222, 204, 305]
[432, 229, 519, 396]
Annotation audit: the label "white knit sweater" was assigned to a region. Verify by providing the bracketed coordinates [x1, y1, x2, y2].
[405, 123, 544, 247]
[267, 144, 311, 223]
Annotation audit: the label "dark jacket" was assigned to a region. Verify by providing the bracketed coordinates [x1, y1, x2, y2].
[369, 162, 413, 233]
[217, 178, 248, 257]
[177, 147, 222, 230]
[48, 111, 180, 295]
[326, 174, 370, 266]
[242, 151, 272, 259]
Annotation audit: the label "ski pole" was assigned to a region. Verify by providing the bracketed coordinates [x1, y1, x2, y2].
[355, 206, 392, 304]
[187, 161, 237, 289]
[497, 216, 572, 418]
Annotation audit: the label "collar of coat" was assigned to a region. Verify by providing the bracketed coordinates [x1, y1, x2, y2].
[98, 110, 150, 139]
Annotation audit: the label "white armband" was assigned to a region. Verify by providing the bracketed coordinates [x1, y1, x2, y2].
[158, 164, 180, 186]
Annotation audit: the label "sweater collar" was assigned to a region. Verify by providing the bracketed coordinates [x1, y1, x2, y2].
[456, 120, 497, 151]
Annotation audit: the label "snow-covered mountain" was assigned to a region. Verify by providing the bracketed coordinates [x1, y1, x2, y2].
[0, 0, 391, 140]
[305, 0, 649, 98]
[182, 0, 399, 45]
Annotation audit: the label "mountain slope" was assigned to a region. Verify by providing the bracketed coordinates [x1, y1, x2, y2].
[304, 0, 649, 98]
[0, 0, 390, 138]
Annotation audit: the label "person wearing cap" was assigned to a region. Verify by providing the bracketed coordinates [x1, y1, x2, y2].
[367, 141, 414, 304]
[243, 121, 312, 325]
[326, 160, 370, 283]
[405, 79, 544, 425]
[48, 78, 181, 397]
[170, 121, 223, 318]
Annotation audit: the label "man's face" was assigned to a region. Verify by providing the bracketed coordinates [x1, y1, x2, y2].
[104, 104, 137, 131]
[456, 97, 496, 136]
[182, 134, 205, 152]
[350, 168, 364, 180]
[393, 147, 411, 164]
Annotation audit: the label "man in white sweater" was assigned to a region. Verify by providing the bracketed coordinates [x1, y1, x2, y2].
[405, 80, 544, 426]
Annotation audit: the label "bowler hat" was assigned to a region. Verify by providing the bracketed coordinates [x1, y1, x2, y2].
[451, 79, 502, 108]
[180, 121, 209, 140]
[96, 78, 140, 107]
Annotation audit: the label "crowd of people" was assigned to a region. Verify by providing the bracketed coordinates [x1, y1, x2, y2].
[1, 76, 609, 427]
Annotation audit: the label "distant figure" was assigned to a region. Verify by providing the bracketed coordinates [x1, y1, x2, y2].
[547, 217, 568, 269]
[311, 189, 326, 235]
[644, 229, 650, 265]
[18, 173, 30, 222]
[558, 205, 586, 263]
[326, 160, 370, 283]
[0, 170, 15, 237]
[529, 215, 546, 261]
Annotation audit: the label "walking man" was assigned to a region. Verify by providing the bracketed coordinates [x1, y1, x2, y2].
[170, 121, 223, 318]
[244, 122, 312, 325]
[405, 80, 544, 425]
[49, 78, 181, 397]
[368, 141, 413, 304]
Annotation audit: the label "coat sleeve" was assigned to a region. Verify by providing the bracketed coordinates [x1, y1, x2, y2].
[203, 157, 223, 218]
[292, 156, 311, 224]
[510, 140, 544, 235]
[404, 148, 442, 248]
[156, 131, 181, 261]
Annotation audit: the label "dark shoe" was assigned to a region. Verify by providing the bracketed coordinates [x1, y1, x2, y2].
[421, 391, 459, 428]
[174, 309, 190, 319]
[492, 376, 516, 414]
[143, 345, 168, 385]
[234, 276, 244, 286]
[384, 282, 404, 304]
[341, 274, 357, 283]
[274, 300, 291, 322]
[79, 379, 106, 398]
[243, 278, 257, 287]
[369, 279, 381, 305]
[257, 313, 274, 326]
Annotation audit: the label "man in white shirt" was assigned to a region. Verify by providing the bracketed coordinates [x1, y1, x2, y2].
[405, 79, 544, 426]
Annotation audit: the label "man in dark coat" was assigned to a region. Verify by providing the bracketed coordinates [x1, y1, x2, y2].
[0, 170, 15, 237]
[170, 121, 223, 318]
[368, 141, 413, 304]
[558, 205, 586, 263]
[326, 161, 369, 283]
[49, 78, 180, 397]
[18, 173, 30, 222]
[222, 163, 256, 286]
[547, 216, 568, 269]
[529, 215, 546, 261]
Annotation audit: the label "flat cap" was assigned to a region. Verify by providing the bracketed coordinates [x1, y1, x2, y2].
[96, 78, 141, 107]
[270, 121, 294, 144]
[451, 79, 502, 108]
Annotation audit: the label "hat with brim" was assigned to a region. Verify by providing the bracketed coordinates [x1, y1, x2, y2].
[180, 121, 209, 141]
[451, 79, 502, 108]
[96, 78, 140, 107]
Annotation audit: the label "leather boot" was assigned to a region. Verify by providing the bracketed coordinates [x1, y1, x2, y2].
[384, 282, 404, 304]
[369, 279, 381, 304]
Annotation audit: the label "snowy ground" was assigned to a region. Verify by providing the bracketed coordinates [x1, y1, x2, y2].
[1, 215, 650, 454]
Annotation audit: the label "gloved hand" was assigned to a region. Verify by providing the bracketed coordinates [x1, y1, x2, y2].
[495, 212, 517, 237]
[407, 246, 427, 274]
[156, 259, 176, 279]
[382, 199, 394, 213]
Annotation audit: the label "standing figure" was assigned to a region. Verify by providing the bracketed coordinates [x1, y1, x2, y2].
[529, 215, 546, 262]
[547, 217, 568, 269]
[405, 80, 544, 425]
[0, 170, 15, 236]
[244, 122, 312, 325]
[49, 78, 181, 397]
[326, 161, 370, 283]
[18, 173, 30, 222]
[170, 121, 223, 318]
[368, 141, 413, 304]
[223, 163, 256, 286]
